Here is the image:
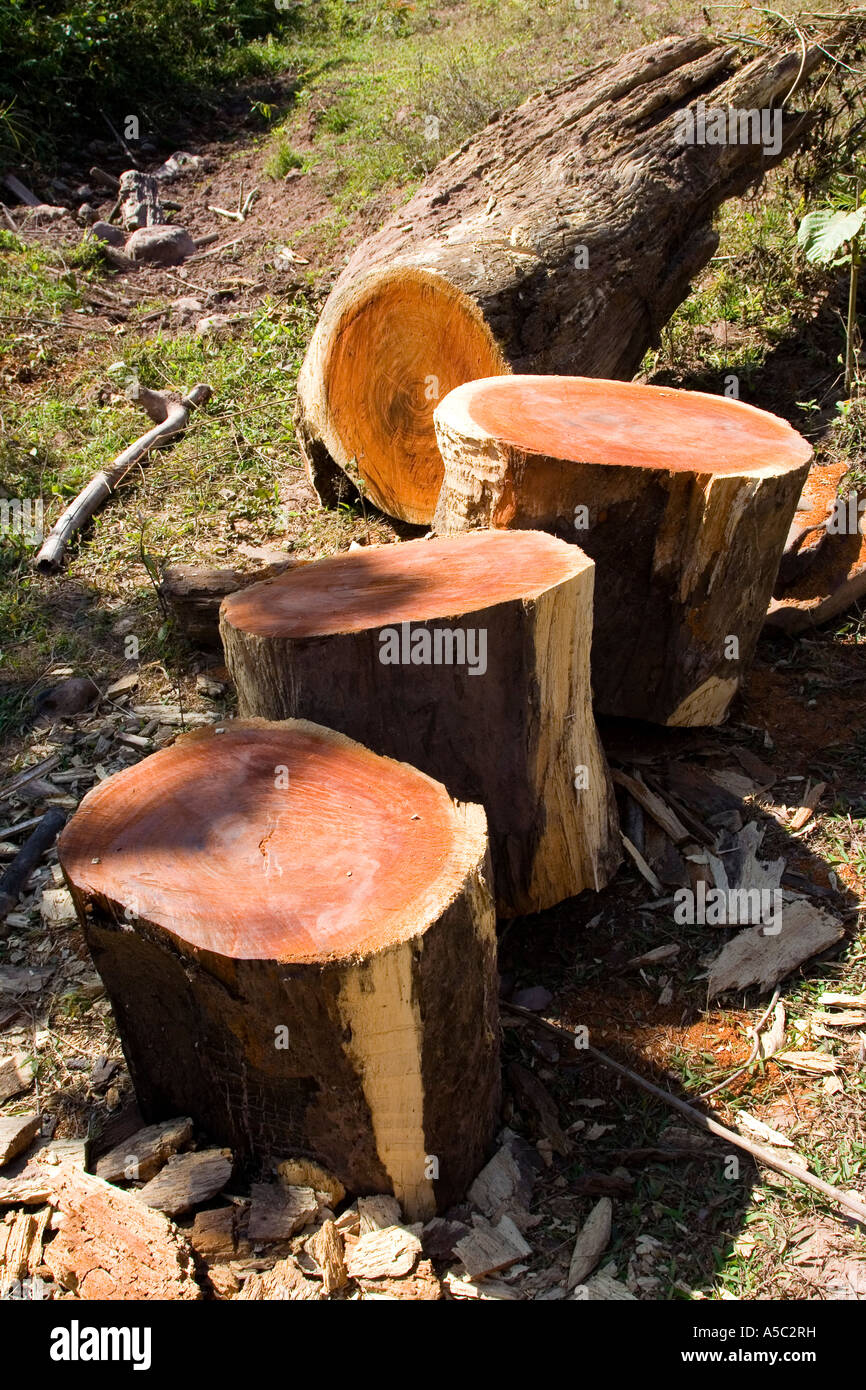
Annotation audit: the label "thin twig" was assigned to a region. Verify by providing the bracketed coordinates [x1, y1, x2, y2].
[502, 1002, 866, 1227]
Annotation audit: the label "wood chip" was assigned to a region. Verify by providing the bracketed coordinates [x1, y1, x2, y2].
[467, 1142, 534, 1219]
[276, 1158, 345, 1208]
[247, 1182, 318, 1241]
[0, 1053, 35, 1103]
[237, 1255, 320, 1300]
[579, 1271, 636, 1300]
[819, 992, 866, 1008]
[191, 1206, 236, 1261]
[359, 1257, 441, 1300]
[567, 1197, 612, 1289]
[95, 1116, 193, 1183]
[138, 1147, 233, 1216]
[774, 1051, 842, 1074]
[454, 1214, 531, 1280]
[0, 1114, 42, 1169]
[789, 781, 826, 832]
[357, 1194, 403, 1233]
[443, 1270, 521, 1299]
[345, 1225, 422, 1280]
[308, 1218, 348, 1293]
[0, 1205, 50, 1295]
[621, 833, 663, 893]
[612, 769, 692, 844]
[508, 1062, 570, 1156]
[735, 1112, 795, 1147]
[812, 1009, 866, 1028]
[707, 898, 844, 997]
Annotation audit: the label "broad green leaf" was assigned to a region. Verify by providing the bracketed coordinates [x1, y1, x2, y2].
[797, 207, 866, 264]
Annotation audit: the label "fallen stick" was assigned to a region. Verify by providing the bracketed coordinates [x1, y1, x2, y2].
[503, 1002, 866, 1227]
[35, 383, 212, 573]
[0, 807, 66, 927]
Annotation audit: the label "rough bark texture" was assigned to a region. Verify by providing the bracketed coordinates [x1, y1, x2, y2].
[58, 719, 499, 1220]
[219, 530, 620, 915]
[159, 559, 294, 650]
[433, 376, 812, 726]
[295, 32, 823, 524]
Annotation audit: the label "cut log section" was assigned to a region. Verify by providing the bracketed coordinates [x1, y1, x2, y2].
[433, 376, 812, 726]
[220, 529, 620, 916]
[58, 719, 498, 1221]
[295, 32, 826, 523]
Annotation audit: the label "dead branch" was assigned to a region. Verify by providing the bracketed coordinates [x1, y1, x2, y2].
[35, 383, 212, 574]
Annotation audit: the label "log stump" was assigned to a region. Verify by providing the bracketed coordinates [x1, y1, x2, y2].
[58, 719, 499, 1220]
[295, 33, 824, 524]
[433, 375, 812, 726]
[220, 529, 620, 916]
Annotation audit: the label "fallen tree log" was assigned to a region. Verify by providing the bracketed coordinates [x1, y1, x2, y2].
[219, 530, 620, 915]
[58, 719, 499, 1220]
[433, 376, 812, 725]
[295, 31, 827, 524]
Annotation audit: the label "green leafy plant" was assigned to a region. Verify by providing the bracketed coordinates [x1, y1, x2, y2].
[798, 181, 865, 393]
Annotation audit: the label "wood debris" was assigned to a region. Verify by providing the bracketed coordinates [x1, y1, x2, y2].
[508, 1062, 570, 1156]
[190, 1206, 236, 1262]
[706, 898, 844, 997]
[138, 1148, 233, 1216]
[567, 1197, 613, 1289]
[307, 1219, 349, 1293]
[237, 1255, 320, 1301]
[95, 1116, 194, 1183]
[247, 1183, 319, 1241]
[357, 1193, 403, 1233]
[788, 781, 826, 832]
[39, 1161, 200, 1299]
[467, 1140, 535, 1222]
[0, 1052, 35, 1103]
[345, 1225, 422, 1280]
[0, 1205, 50, 1295]
[358, 1258, 441, 1300]
[454, 1214, 531, 1280]
[0, 1114, 42, 1169]
[443, 1270, 520, 1299]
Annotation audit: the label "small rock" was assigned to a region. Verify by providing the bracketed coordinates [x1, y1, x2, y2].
[126, 224, 196, 266]
[34, 676, 99, 719]
[171, 296, 204, 324]
[23, 204, 71, 225]
[77, 203, 98, 224]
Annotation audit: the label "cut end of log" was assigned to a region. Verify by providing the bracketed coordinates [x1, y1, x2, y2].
[435, 376, 813, 479]
[221, 528, 593, 640]
[58, 717, 489, 963]
[297, 267, 508, 524]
